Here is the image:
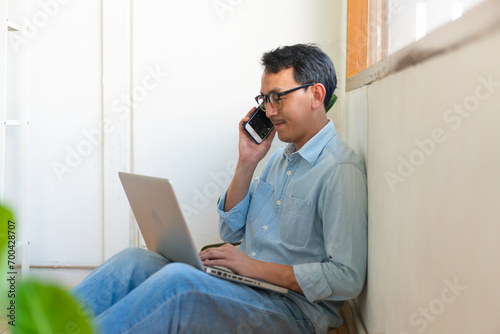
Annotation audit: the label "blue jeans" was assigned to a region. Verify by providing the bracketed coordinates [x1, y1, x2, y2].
[71, 247, 315, 333]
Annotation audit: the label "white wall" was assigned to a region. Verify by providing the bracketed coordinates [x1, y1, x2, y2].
[344, 15, 500, 334]
[130, 0, 345, 250]
[6, 0, 344, 265]
[26, 0, 103, 264]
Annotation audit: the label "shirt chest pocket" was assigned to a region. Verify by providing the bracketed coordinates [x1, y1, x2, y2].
[247, 179, 274, 224]
[280, 195, 314, 247]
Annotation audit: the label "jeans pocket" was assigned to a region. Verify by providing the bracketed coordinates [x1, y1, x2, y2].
[280, 195, 313, 247]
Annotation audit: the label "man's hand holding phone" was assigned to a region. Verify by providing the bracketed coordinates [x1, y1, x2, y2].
[223, 107, 276, 212]
[238, 107, 276, 166]
[244, 106, 274, 145]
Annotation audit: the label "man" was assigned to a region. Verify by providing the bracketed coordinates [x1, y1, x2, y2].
[72, 43, 367, 333]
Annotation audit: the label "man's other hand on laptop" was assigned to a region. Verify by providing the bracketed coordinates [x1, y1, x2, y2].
[199, 243, 302, 293]
[200, 243, 254, 277]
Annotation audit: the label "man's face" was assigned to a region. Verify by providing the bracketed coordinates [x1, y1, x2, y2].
[260, 68, 314, 150]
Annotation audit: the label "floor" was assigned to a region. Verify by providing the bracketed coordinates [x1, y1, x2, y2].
[0, 318, 9, 334]
[0, 268, 92, 334]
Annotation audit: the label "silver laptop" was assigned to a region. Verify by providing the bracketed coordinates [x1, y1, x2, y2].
[118, 172, 288, 294]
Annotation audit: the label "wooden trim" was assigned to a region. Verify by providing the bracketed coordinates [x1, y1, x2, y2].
[341, 301, 360, 334]
[346, 0, 368, 78]
[29, 264, 99, 270]
[329, 300, 365, 334]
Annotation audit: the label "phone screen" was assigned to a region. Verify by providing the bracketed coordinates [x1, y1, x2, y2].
[244, 107, 274, 144]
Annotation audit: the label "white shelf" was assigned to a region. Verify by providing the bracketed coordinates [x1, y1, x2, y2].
[6, 18, 19, 31]
[3, 119, 22, 126]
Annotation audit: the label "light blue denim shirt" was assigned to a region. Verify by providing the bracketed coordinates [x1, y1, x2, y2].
[217, 120, 367, 333]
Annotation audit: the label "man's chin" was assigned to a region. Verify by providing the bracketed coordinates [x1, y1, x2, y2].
[276, 131, 291, 144]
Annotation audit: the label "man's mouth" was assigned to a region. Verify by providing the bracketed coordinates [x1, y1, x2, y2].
[272, 119, 285, 129]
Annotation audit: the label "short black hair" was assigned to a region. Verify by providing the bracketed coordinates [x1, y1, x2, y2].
[261, 43, 337, 109]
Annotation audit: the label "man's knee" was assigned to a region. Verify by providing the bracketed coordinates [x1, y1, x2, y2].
[159, 263, 210, 293]
[114, 246, 163, 262]
[115, 246, 152, 260]
[162, 263, 200, 281]
[106, 247, 167, 273]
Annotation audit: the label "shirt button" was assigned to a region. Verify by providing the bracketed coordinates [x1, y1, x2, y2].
[251, 252, 256, 257]
[277, 200, 282, 206]
[263, 225, 268, 230]
[287, 170, 292, 176]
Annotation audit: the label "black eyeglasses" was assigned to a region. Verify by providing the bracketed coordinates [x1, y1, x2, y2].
[255, 83, 314, 111]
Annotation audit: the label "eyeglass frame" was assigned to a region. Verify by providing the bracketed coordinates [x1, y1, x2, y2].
[254, 83, 314, 111]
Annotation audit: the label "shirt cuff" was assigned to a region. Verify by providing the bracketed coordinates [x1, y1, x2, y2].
[218, 190, 251, 233]
[294, 262, 333, 303]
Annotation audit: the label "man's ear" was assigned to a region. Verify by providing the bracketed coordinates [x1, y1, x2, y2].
[311, 83, 326, 110]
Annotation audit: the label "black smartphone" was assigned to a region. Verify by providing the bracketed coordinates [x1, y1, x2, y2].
[243, 107, 274, 144]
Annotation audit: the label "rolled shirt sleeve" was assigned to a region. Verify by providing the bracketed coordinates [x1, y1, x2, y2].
[217, 182, 252, 243]
[294, 163, 368, 303]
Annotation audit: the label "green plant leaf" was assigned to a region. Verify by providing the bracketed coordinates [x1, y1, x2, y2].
[13, 279, 95, 334]
[1, 204, 94, 333]
[0, 205, 14, 260]
[326, 94, 338, 113]
[1, 205, 15, 306]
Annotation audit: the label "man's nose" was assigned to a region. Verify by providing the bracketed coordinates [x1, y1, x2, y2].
[265, 103, 278, 118]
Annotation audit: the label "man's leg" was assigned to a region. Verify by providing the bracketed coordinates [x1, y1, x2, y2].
[94, 262, 314, 333]
[71, 247, 170, 317]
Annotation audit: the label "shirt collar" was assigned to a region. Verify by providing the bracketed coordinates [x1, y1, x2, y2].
[283, 119, 337, 165]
